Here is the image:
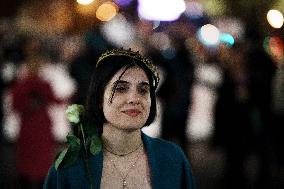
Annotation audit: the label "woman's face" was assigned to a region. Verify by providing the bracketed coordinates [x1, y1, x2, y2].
[102, 66, 151, 131]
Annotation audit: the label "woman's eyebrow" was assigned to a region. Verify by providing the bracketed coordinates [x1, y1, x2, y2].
[113, 80, 149, 86]
[113, 80, 129, 86]
[139, 81, 150, 87]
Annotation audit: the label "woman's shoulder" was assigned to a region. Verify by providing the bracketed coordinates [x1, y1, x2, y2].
[45, 154, 86, 178]
[142, 133, 187, 159]
[142, 133, 197, 189]
[43, 152, 102, 189]
[144, 134, 178, 147]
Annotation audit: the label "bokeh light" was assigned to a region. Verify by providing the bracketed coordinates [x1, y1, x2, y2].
[76, 0, 98, 16]
[184, 1, 204, 19]
[149, 32, 176, 59]
[101, 14, 135, 47]
[114, 0, 133, 7]
[264, 36, 284, 62]
[150, 32, 171, 51]
[219, 33, 235, 47]
[214, 17, 244, 40]
[96, 2, 118, 22]
[77, 0, 95, 5]
[138, 0, 186, 21]
[198, 24, 220, 46]
[267, 9, 284, 28]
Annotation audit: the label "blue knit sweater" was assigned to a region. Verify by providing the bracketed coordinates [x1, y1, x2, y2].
[43, 132, 197, 189]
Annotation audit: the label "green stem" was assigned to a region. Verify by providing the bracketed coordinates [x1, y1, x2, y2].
[84, 157, 95, 189]
[80, 123, 87, 153]
[80, 123, 95, 189]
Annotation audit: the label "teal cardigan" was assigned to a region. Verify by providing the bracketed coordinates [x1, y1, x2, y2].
[43, 132, 197, 189]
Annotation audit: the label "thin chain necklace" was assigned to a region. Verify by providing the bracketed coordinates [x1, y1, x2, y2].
[104, 142, 143, 156]
[104, 145, 143, 188]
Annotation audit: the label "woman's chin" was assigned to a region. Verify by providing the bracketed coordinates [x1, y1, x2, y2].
[112, 123, 144, 132]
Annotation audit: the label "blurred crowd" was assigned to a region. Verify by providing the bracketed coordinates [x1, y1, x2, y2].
[0, 1, 284, 189]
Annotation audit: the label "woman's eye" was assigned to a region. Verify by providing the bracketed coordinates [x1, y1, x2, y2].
[138, 87, 149, 95]
[115, 87, 127, 93]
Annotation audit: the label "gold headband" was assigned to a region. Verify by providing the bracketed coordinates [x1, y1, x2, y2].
[96, 48, 160, 88]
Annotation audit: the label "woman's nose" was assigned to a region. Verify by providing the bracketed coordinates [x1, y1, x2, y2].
[127, 90, 140, 104]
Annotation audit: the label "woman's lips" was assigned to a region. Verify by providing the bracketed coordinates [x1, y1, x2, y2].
[122, 109, 141, 117]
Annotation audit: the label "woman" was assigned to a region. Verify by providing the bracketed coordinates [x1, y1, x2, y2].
[43, 48, 196, 189]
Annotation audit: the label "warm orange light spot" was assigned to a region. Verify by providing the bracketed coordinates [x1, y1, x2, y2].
[96, 2, 118, 21]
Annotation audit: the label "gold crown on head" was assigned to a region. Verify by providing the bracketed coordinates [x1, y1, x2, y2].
[96, 48, 160, 88]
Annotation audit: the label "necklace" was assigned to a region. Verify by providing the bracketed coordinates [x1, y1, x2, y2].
[104, 142, 143, 156]
[104, 146, 143, 188]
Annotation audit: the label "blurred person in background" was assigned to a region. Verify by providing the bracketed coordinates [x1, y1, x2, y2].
[246, 37, 276, 189]
[213, 42, 252, 189]
[0, 19, 24, 189]
[149, 19, 195, 152]
[6, 35, 62, 189]
[271, 56, 284, 175]
[0, 39, 5, 189]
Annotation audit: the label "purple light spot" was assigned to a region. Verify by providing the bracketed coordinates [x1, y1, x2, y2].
[114, 0, 133, 7]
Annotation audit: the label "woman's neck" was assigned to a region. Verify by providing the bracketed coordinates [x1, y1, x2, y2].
[101, 124, 143, 155]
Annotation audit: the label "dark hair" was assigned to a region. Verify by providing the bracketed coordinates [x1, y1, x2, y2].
[85, 55, 157, 136]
